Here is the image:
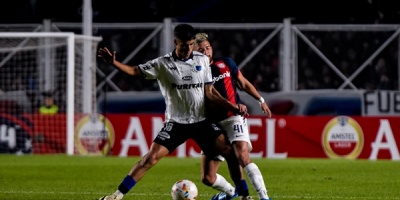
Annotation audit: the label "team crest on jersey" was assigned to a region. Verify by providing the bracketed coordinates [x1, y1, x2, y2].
[187, 60, 202, 73]
[216, 62, 226, 69]
[192, 65, 202, 72]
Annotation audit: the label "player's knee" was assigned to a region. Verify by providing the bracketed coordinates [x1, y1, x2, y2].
[214, 134, 232, 156]
[237, 153, 251, 167]
[218, 145, 232, 158]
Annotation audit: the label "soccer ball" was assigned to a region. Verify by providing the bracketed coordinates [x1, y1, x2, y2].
[171, 179, 198, 200]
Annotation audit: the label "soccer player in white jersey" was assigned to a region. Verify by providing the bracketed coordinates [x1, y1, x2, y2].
[97, 24, 247, 200]
[195, 33, 273, 200]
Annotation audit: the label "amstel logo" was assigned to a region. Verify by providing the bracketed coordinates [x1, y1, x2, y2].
[322, 116, 363, 159]
[74, 113, 114, 155]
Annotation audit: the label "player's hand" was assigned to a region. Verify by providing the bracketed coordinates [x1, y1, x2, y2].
[98, 47, 116, 65]
[260, 102, 272, 118]
[237, 103, 249, 116]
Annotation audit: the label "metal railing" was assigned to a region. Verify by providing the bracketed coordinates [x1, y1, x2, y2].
[1, 18, 399, 96]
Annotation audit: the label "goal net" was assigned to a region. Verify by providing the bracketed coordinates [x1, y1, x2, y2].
[0, 32, 102, 155]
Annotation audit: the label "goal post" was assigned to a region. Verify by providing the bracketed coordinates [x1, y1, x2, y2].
[0, 32, 102, 155]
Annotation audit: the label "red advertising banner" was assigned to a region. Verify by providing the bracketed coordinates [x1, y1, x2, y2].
[2, 114, 399, 160]
[102, 114, 400, 160]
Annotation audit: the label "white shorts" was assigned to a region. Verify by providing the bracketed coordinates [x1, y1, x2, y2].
[218, 115, 252, 152]
[202, 115, 252, 162]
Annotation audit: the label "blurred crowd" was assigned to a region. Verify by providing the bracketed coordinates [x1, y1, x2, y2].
[1, 28, 399, 101]
[95, 26, 399, 93]
[1, 0, 399, 97]
[296, 31, 398, 90]
[2, 0, 399, 24]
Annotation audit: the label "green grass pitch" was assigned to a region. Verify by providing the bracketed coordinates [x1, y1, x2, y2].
[0, 154, 400, 200]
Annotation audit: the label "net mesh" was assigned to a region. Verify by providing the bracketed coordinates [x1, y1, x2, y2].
[0, 34, 100, 154]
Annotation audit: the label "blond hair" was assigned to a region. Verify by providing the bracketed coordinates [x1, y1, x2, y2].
[195, 32, 209, 44]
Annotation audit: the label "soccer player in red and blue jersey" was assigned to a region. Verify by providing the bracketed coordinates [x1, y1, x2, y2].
[195, 32, 272, 200]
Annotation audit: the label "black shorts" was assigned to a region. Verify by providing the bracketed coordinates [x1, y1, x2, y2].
[153, 119, 223, 157]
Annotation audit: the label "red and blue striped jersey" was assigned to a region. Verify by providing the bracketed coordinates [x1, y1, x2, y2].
[208, 57, 242, 122]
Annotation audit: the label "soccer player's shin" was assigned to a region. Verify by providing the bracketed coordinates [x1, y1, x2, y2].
[244, 163, 269, 199]
[211, 174, 236, 197]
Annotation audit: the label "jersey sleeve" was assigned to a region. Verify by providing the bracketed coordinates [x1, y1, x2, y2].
[138, 58, 160, 79]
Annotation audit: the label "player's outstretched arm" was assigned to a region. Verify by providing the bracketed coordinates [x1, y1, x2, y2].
[98, 47, 141, 76]
[236, 71, 272, 117]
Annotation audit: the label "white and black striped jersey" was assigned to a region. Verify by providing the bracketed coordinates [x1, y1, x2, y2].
[138, 51, 212, 124]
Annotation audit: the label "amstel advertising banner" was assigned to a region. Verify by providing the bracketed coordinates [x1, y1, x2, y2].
[1, 114, 399, 160]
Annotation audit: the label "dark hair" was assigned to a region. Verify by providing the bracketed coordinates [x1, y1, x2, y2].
[174, 24, 196, 41]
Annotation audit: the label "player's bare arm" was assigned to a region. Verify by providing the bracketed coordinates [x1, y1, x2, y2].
[98, 47, 141, 76]
[236, 71, 272, 117]
[206, 84, 247, 115]
[211, 86, 248, 115]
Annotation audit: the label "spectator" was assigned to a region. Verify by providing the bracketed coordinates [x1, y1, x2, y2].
[38, 92, 58, 114]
